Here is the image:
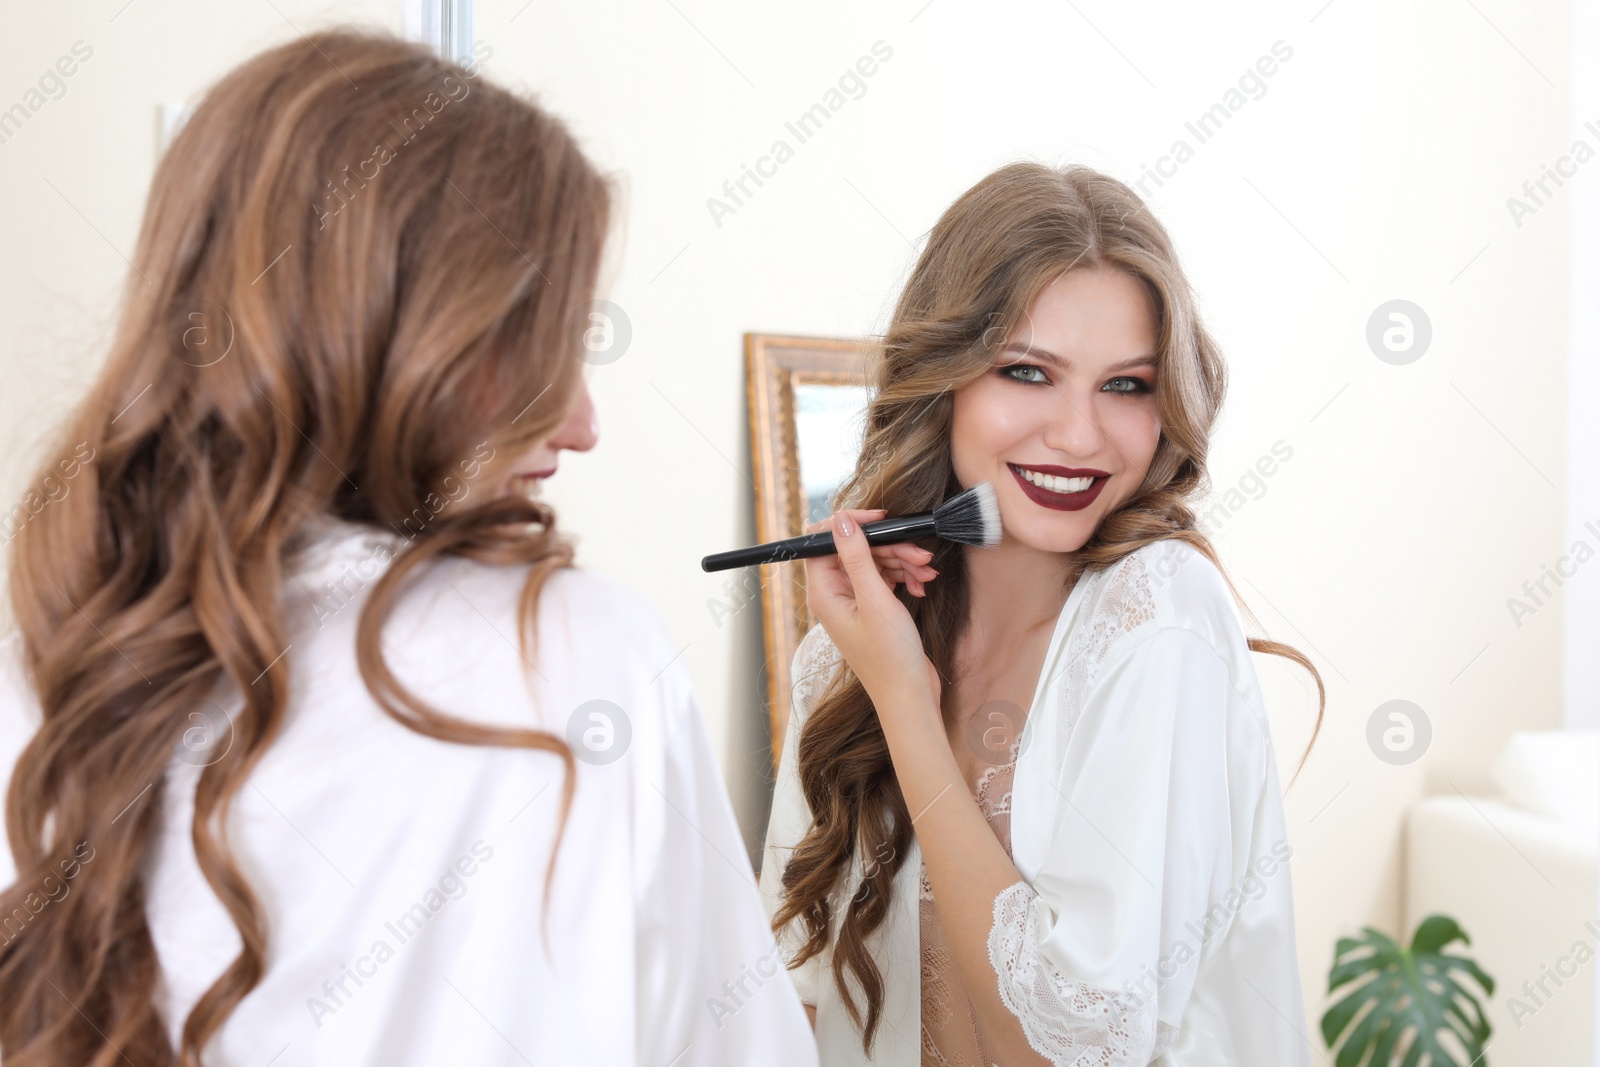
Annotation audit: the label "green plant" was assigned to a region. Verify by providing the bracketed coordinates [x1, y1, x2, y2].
[1321, 913, 1495, 1066]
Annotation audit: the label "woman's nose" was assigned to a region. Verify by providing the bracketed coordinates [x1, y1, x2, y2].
[1043, 389, 1107, 456]
[550, 379, 599, 453]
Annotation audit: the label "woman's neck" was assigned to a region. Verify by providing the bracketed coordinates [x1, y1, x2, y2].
[960, 537, 1082, 653]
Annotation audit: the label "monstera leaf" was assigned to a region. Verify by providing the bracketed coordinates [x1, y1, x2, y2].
[1321, 914, 1495, 1067]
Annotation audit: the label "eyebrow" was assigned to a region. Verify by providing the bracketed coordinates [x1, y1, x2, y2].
[999, 342, 1157, 374]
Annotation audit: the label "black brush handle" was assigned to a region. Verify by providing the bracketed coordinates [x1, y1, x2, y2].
[701, 513, 936, 572]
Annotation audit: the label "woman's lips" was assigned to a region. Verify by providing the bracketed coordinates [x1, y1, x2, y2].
[517, 469, 557, 480]
[1012, 462, 1108, 478]
[1007, 462, 1109, 512]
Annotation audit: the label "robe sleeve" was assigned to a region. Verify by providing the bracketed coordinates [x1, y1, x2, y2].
[986, 625, 1238, 1065]
[634, 653, 819, 1067]
[757, 624, 837, 1007]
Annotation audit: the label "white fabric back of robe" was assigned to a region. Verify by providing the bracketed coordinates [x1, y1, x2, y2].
[0, 516, 819, 1067]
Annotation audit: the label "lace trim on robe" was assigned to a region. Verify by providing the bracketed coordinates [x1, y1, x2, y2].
[1058, 550, 1157, 744]
[791, 621, 843, 730]
[976, 551, 1180, 1065]
[986, 881, 1179, 1065]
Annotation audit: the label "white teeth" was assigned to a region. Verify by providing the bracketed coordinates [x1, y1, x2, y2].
[1017, 467, 1096, 495]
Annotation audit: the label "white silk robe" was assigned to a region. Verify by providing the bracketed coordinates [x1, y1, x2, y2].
[758, 538, 1312, 1066]
[0, 515, 818, 1067]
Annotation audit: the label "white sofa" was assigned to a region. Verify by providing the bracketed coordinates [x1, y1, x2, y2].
[1405, 730, 1599, 1066]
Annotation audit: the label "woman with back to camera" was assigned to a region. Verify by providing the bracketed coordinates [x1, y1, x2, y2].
[0, 31, 818, 1067]
[759, 162, 1325, 1066]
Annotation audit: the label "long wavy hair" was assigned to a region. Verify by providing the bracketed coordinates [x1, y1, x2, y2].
[0, 30, 612, 1065]
[770, 161, 1326, 1054]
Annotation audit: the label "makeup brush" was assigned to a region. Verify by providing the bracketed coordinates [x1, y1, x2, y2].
[700, 482, 1001, 572]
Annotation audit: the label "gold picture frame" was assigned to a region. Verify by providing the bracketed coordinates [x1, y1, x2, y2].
[744, 333, 874, 770]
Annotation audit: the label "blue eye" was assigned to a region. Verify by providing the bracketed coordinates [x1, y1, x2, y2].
[1002, 364, 1153, 394]
[1000, 363, 1048, 385]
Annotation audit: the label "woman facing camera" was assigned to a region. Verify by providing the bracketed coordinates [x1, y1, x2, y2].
[760, 163, 1324, 1066]
[0, 31, 816, 1067]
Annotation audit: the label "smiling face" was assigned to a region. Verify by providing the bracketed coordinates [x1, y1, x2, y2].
[950, 265, 1162, 555]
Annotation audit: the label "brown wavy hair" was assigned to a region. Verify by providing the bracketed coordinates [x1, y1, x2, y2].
[0, 30, 612, 1065]
[769, 161, 1326, 1055]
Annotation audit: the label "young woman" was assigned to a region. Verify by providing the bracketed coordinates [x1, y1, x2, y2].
[759, 162, 1325, 1066]
[0, 31, 816, 1067]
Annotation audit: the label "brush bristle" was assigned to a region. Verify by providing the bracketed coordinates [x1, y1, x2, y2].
[932, 481, 1002, 547]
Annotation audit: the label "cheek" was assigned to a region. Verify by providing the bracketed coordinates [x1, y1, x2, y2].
[468, 375, 497, 421]
[951, 381, 1029, 462]
[1104, 402, 1162, 469]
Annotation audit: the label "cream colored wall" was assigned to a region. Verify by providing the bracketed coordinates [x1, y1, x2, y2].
[0, 0, 405, 597]
[1, 0, 1580, 1052]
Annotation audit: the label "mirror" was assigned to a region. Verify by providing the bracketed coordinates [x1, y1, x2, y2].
[744, 333, 873, 769]
[794, 382, 873, 526]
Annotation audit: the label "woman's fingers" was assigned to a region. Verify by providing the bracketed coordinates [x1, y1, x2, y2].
[801, 509, 937, 595]
[873, 542, 934, 565]
[806, 513, 933, 558]
[825, 510, 899, 601]
[878, 560, 939, 584]
[804, 511, 943, 711]
[804, 510, 884, 541]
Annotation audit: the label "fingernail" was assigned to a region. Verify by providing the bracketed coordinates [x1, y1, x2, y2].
[839, 514, 854, 536]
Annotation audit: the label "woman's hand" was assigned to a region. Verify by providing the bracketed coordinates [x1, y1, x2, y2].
[805, 508, 942, 597]
[802, 509, 943, 714]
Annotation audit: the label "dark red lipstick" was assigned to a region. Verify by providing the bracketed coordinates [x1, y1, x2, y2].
[1007, 462, 1109, 512]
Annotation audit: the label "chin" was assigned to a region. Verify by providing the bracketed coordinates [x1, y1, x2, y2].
[1003, 512, 1092, 555]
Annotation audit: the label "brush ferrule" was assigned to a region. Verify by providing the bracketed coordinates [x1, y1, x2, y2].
[860, 513, 937, 543]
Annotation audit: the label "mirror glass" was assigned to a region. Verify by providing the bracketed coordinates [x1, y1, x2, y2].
[793, 383, 872, 527]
